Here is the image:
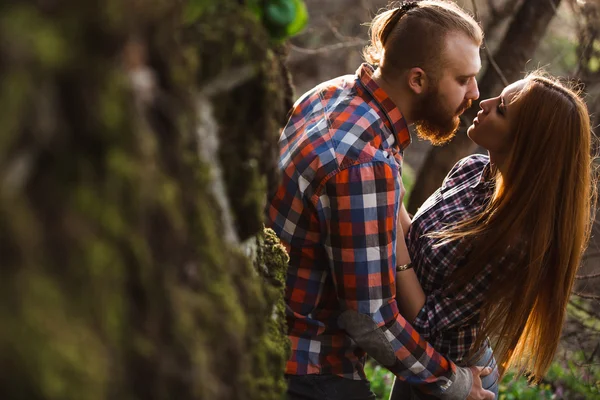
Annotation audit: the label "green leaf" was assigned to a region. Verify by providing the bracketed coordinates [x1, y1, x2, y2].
[285, 0, 308, 37]
[264, 0, 296, 28]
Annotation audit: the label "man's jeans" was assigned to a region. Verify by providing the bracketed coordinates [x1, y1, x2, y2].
[286, 374, 377, 400]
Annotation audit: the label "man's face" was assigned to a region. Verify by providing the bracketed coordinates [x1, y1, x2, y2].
[413, 34, 481, 145]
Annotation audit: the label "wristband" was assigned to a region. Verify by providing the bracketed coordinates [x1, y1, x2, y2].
[396, 262, 413, 272]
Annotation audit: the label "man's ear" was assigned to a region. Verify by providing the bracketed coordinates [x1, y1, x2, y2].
[407, 67, 427, 95]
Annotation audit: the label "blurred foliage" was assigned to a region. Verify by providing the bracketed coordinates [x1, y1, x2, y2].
[536, 35, 580, 76]
[365, 354, 600, 400]
[184, 0, 308, 41]
[183, 0, 217, 24]
[498, 372, 554, 400]
[246, 0, 309, 41]
[263, 0, 308, 40]
[364, 359, 393, 400]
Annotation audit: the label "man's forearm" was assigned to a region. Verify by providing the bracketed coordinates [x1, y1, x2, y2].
[338, 307, 472, 399]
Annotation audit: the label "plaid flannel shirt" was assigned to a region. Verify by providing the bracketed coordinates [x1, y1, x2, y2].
[266, 64, 460, 391]
[408, 154, 520, 364]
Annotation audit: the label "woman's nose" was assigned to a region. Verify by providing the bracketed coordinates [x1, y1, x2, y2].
[479, 98, 492, 113]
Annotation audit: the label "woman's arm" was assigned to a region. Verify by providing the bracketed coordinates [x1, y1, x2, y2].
[398, 203, 412, 238]
[395, 220, 425, 322]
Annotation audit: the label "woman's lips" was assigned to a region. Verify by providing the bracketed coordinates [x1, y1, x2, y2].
[473, 111, 484, 126]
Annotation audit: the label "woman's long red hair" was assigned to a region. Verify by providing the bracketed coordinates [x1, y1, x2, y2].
[433, 72, 596, 381]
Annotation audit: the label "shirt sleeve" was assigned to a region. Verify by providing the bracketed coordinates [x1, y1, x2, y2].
[317, 161, 468, 397]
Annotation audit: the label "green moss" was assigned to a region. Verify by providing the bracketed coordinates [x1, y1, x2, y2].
[99, 73, 129, 133]
[245, 227, 291, 400]
[84, 238, 126, 343]
[186, 5, 292, 240]
[0, 0, 294, 398]
[14, 271, 110, 400]
[1, 5, 69, 70]
[183, 0, 218, 25]
[0, 70, 34, 159]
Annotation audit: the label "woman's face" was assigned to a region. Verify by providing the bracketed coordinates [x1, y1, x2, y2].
[467, 79, 527, 164]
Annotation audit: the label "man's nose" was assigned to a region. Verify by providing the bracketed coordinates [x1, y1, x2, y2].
[467, 78, 480, 101]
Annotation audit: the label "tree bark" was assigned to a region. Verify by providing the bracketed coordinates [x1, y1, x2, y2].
[0, 1, 291, 399]
[407, 0, 563, 213]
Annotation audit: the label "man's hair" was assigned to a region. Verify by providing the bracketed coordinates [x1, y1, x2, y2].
[363, 1, 483, 80]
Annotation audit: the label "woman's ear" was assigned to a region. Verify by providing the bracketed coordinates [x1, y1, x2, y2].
[407, 67, 427, 95]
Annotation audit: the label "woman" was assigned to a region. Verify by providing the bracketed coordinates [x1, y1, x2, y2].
[390, 72, 596, 399]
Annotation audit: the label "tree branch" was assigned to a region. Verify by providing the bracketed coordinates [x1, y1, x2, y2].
[547, 0, 559, 13]
[573, 291, 600, 300]
[288, 40, 368, 56]
[576, 271, 600, 279]
[471, 0, 509, 86]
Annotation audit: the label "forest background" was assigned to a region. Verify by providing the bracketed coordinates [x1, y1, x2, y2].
[0, 0, 599, 399]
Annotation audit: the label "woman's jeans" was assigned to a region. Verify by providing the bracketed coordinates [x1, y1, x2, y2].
[388, 346, 500, 400]
[286, 374, 377, 400]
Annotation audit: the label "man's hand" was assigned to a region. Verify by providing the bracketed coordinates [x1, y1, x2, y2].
[466, 366, 495, 400]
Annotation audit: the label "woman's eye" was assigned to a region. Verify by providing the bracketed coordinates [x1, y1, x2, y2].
[497, 104, 505, 116]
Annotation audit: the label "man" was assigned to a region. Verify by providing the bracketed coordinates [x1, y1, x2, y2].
[266, 1, 493, 399]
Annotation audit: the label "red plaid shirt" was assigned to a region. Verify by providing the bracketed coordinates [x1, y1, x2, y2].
[266, 64, 458, 389]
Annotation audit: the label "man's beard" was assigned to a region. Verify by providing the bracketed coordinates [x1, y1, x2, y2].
[413, 88, 472, 146]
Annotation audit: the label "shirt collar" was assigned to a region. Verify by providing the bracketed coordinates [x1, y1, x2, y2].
[472, 159, 494, 190]
[356, 63, 411, 151]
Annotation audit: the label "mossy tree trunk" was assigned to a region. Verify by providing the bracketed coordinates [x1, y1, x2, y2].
[0, 1, 292, 399]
